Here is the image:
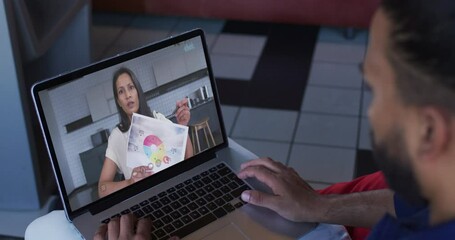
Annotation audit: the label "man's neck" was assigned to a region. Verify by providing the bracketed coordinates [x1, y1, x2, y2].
[429, 184, 455, 225]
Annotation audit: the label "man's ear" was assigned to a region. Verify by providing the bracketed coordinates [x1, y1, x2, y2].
[418, 107, 451, 161]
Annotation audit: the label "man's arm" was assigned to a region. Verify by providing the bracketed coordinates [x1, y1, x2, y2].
[237, 158, 395, 228]
[320, 189, 394, 228]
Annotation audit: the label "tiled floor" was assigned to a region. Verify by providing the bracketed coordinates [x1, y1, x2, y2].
[91, 12, 378, 190]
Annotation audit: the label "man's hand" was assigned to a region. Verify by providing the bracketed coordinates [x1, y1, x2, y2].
[94, 214, 152, 240]
[237, 157, 328, 222]
[94, 214, 180, 240]
[238, 158, 395, 228]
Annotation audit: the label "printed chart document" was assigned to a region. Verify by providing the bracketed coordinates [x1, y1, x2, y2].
[127, 113, 188, 173]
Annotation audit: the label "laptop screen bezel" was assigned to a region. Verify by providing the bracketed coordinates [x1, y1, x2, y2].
[31, 29, 229, 219]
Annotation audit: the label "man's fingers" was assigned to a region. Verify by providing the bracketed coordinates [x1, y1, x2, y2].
[107, 217, 120, 239]
[135, 217, 153, 238]
[240, 158, 268, 170]
[241, 190, 279, 210]
[240, 158, 286, 173]
[93, 224, 107, 240]
[237, 165, 282, 194]
[119, 214, 134, 239]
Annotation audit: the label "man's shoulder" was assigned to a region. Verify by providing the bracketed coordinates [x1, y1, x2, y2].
[368, 208, 455, 240]
[419, 220, 455, 239]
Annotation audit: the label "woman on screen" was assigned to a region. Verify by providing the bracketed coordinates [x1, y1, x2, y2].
[98, 67, 193, 198]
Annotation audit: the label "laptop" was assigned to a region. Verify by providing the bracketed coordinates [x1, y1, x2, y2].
[31, 29, 316, 239]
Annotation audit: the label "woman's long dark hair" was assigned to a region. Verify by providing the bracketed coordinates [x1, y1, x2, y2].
[113, 67, 152, 132]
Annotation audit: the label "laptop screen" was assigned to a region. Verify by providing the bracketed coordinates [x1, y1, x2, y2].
[33, 31, 226, 212]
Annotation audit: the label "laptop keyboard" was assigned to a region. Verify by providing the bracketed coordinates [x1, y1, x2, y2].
[101, 163, 251, 240]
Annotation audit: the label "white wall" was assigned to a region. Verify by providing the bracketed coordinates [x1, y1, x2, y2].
[149, 76, 213, 117]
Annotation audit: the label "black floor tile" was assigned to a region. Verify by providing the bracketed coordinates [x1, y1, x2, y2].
[215, 79, 250, 106]
[222, 20, 271, 35]
[217, 22, 319, 110]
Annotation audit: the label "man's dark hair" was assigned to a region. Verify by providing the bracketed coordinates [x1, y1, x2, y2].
[381, 0, 455, 112]
[112, 67, 152, 132]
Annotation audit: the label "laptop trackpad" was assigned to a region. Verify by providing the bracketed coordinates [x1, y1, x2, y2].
[195, 205, 316, 240]
[202, 224, 248, 240]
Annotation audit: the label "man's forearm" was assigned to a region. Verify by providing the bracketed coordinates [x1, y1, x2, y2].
[317, 189, 395, 228]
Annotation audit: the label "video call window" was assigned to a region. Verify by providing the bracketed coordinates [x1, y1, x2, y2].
[38, 37, 224, 210]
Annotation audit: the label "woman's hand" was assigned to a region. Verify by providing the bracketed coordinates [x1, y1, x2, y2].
[175, 98, 190, 126]
[129, 165, 153, 184]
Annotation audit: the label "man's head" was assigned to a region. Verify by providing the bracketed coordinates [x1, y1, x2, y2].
[364, 0, 455, 213]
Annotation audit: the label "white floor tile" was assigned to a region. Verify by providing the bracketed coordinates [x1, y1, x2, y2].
[313, 42, 366, 64]
[288, 144, 356, 183]
[171, 19, 224, 52]
[294, 113, 359, 148]
[211, 54, 259, 80]
[212, 34, 267, 57]
[359, 117, 372, 150]
[232, 107, 298, 142]
[220, 105, 239, 135]
[308, 62, 363, 89]
[302, 86, 361, 116]
[205, 33, 218, 51]
[233, 138, 290, 164]
[317, 27, 368, 45]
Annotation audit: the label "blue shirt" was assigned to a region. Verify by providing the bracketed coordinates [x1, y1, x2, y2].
[368, 195, 455, 239]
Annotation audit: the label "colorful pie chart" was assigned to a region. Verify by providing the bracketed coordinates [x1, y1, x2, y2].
[143, 135, 168, 164]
